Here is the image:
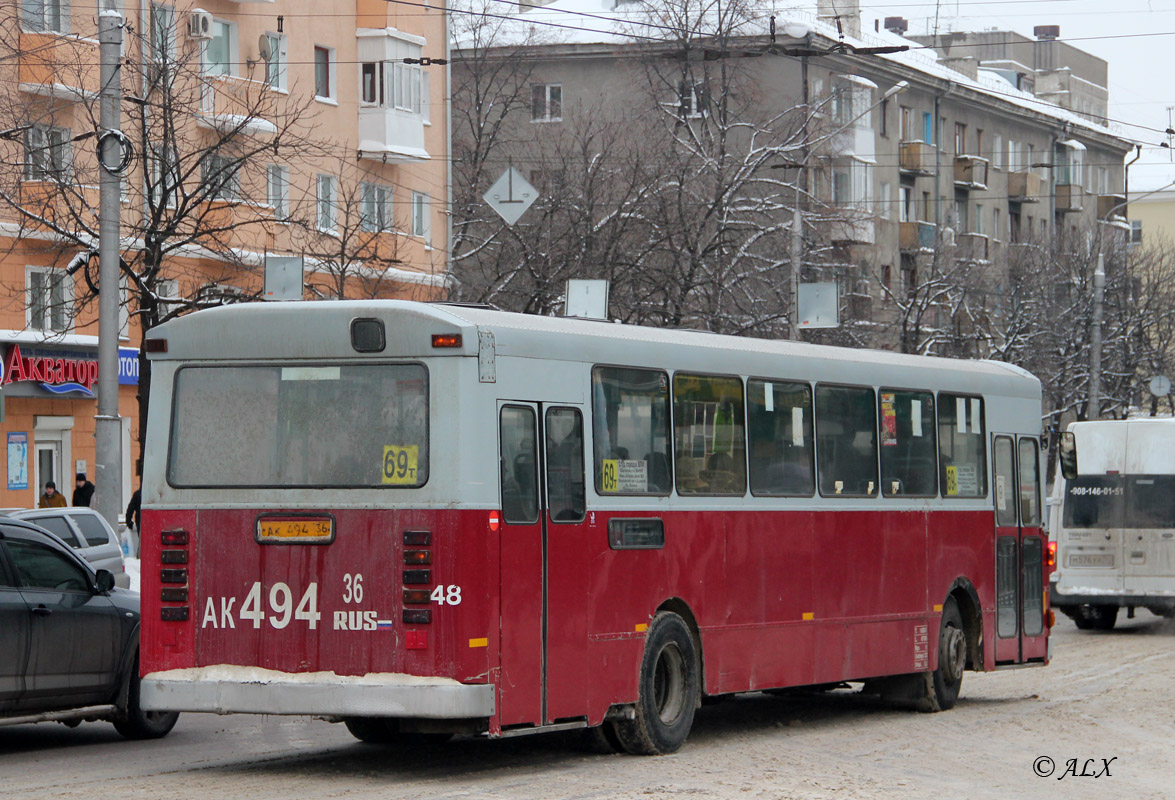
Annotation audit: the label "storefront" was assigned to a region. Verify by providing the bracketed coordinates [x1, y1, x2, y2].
[0, 333, 139, 512]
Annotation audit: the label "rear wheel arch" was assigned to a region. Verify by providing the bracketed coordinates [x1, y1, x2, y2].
[656, 597, 704, 696]
[946, 578, 983, 671]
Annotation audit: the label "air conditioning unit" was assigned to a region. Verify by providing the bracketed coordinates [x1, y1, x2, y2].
[188, 10, 213, 40]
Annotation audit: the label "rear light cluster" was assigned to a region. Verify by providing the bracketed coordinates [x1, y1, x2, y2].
[1046, 541, 1057, 570]
[402, 530, 432, 626]
[160, 529, 190, 622]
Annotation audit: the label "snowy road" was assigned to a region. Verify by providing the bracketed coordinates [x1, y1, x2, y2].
[2, 615, 1172, 800]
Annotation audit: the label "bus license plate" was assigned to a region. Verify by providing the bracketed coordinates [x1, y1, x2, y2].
[256, 516, 334, 544]
[1068, 553, 1114, 568]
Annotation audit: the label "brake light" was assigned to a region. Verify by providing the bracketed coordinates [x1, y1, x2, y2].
[431, 333, 462, 348]
[160, 529, 191, 621]
[402, 530, 433, 631]
[1047, 541, 1057, 569]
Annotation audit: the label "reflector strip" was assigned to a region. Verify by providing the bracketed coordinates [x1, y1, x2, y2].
[933, 604, 943, 612]
[469, 637, 488, 648]
[802, 612, 815, 621]
[634, 623, 648, 633]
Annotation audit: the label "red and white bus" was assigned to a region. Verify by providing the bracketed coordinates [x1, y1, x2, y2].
[139, 301, 1049, 754]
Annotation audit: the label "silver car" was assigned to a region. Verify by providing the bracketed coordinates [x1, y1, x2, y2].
[9, 507, 130, 589]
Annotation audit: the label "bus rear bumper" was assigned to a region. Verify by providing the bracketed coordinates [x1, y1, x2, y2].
[140, 666, 495, 719]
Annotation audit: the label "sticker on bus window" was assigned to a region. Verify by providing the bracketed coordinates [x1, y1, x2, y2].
[996, 474, 1007, 510]
[764, 382, 774, 412]
[382, 445, 419, 485]
[601, 459, 619, 492]
[945, 465, 958, 496]
[792, 407, 804, 446]
[880, 393, 897, 446]
[911, 400, 923, 437]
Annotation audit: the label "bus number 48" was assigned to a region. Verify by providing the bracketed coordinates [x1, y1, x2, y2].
[430, 585, 462, 605]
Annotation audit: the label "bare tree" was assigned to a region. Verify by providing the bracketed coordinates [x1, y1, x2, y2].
[0, 7, 323, 468]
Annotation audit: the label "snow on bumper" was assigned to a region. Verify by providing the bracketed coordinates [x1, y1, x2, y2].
[141, 666, 495, 718]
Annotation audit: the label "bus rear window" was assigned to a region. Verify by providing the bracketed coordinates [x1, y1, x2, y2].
[168, 364, 428, 488]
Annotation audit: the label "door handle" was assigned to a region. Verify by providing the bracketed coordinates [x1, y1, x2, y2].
[31, 606, 52, 617]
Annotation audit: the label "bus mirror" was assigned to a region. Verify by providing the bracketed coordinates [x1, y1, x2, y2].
[1058, 431, 1078, 481]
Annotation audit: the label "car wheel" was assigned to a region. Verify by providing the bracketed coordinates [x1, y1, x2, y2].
[114, 657, 179, 740]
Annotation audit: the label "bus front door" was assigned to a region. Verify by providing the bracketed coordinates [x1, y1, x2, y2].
[496, 402, 589, 728]
[992, 435, 1047, 664]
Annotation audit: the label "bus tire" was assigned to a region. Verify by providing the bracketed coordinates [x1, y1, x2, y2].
[344, 717, 454, 745]
[917, 597, 966, 713]
[1078, 604, 1118, 631]
[613, 612, 699, 755]
[580, 722, 624, 753]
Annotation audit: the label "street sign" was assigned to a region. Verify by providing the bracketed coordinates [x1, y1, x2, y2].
[265, 255, 305, 301]
[1149, 375, 1172, 397]
[484, 168, 538, 226]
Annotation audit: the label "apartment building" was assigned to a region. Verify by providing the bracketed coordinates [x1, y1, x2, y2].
[451, 0, 1134, 346]
[0, 0, 450, 508]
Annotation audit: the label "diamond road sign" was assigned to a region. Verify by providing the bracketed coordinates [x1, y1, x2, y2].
[484, 168, 538, 226]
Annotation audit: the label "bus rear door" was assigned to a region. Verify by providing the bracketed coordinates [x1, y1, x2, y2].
[496, 402, 589, 729]
[993, 435, 1047, 664]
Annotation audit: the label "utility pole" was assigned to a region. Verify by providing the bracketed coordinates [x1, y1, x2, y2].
[96, 8, 123, 529]
[1088, 253, 1105, 420]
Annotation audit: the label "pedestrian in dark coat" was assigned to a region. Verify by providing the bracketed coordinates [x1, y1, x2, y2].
[73, 473, 96, 507]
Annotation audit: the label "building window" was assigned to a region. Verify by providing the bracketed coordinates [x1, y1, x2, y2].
[21, 0, 68, 33]
[150, 3, 175, 65]
[1130, 219, 1143, 246]
[899, 185, 911, 223]
[201, 153, 239, 201]
[411, 191, 429, 240]
[361, 62, 382, 105]
[899, 105, 911, 140]
[992, 133, 1003, 170]
[954, 123, 966, 156]
[922, 112, 932, 144]
[27, 267, 70, 333]
[24, 125, 71, 182]
[954, 191, 968, 233]
[361, 183, 393, 232]
[993, 207, 1001, 242]
[677, 80, 705, 118]
[267, 164, 289, 219]
[879, 181, 892, 220]
[314, 46, 334, 100]
[204, 19, 236, 76]
[150, 145, 178, 208]
[879, 98, 888, 137]
[263, 33, 287, 91]
[317, 174, 337, 231]
[832, 158, 872, 209]
[975, 203, 985, 236]
[393, 62, 422, 113]
[531, 84, 562, 122]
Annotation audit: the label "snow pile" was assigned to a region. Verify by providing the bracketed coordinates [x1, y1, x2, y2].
[144, 665, 463, 686]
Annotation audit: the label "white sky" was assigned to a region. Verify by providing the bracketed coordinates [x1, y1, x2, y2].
[836, 0, 1175, 191]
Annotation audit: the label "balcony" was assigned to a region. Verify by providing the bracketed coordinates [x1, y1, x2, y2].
[358, 107, 429, 163]
[18, 33, 98, 98]
[828, 217, 875, 245]
[1008, 171, 1043, 203]
[954, 156, 988, 189]
[899, 141, 935, 175]
[900, 221, 936, 251]
[1098, 193, 1127, 220]
[197, 76, 278, 136]
[956, 233, 989, 261]
[1055, 184, 1085, 213]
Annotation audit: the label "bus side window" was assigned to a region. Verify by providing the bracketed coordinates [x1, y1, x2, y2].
[938, 393, 987, 498]
[672, 373, 746, 496]
[747, 379, 814, 497]
[591, 366, 672, 496]
[879, 389, 937, 497]
[546, 407, 585, 523]
[815, 385, 878, 497]
[500, 406, 539, 525]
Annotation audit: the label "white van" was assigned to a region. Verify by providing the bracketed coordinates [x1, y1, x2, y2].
[1049, 418, 1175, 629]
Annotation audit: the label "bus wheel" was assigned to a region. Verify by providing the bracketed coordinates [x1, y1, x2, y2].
[579, 722, 624, 753]
[918, 598, 966, 713]
[1076, 604, 1118, 631]
[343, 717, 453, 745]
[613, 612, 699, 755]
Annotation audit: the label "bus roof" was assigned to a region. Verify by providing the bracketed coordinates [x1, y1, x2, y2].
[148, 300, 1040, 400]
[1068, 418, 1175, 475]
